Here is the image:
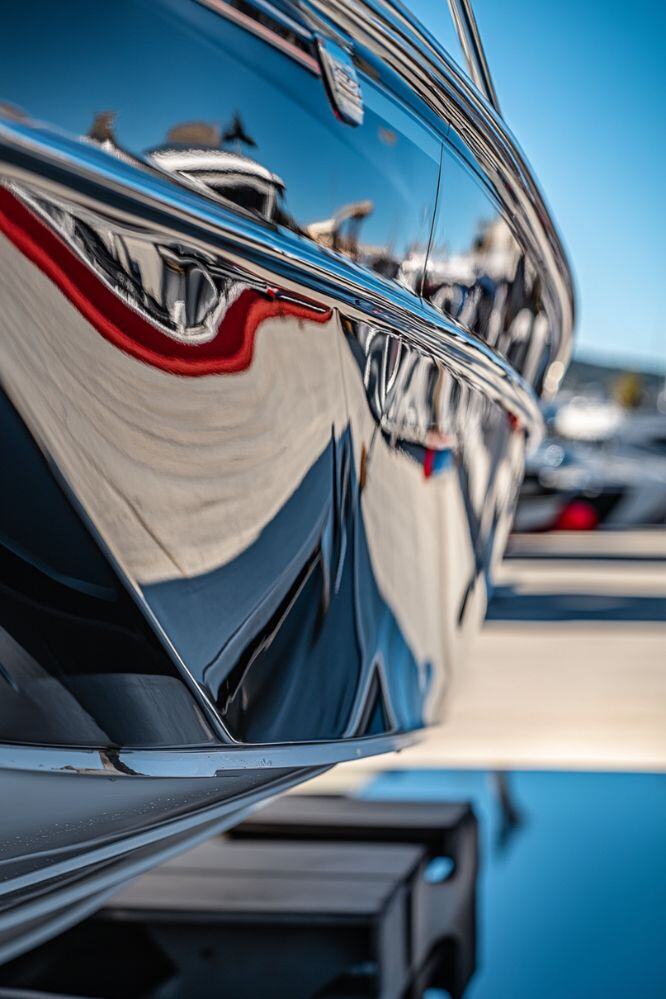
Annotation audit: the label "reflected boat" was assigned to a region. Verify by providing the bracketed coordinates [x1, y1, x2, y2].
[0, 0, 573, 961]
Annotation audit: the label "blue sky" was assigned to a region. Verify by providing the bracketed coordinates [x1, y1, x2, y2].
[411, 0, 666, 373]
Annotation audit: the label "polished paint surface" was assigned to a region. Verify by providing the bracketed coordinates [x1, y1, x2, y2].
[0, 0, 573, 962]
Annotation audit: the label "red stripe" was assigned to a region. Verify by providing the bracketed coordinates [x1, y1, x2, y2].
[423, 448, 435, 479]
[0, 187, 331, 376]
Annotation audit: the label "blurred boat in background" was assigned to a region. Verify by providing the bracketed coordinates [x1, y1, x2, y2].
[515, 374, 666, 530]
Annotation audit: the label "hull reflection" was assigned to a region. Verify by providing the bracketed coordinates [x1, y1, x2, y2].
[0, 0, 573, 963]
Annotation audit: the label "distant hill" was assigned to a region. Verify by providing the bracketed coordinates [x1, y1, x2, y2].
[564, 357, 665, 409]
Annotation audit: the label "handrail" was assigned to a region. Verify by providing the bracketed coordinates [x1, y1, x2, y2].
[447, 0, 501, 115]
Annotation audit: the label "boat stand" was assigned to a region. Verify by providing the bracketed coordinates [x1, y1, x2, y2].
[0, 796, 478, 999]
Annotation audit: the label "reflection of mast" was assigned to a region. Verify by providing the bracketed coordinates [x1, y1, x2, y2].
[491, 771, 525, 854]
[221, 112, 257, 150]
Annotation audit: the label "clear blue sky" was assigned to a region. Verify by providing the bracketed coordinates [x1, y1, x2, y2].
[411, 0, 666, 373]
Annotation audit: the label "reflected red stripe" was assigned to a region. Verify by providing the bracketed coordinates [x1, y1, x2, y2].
[0, 188, 331, 376]
[423, 448, 435, 479]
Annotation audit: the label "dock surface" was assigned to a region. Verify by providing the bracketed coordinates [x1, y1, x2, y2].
[317, 530, 666, 780]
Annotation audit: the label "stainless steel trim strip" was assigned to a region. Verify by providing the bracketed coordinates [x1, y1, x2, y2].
[0, 732, 415, 778]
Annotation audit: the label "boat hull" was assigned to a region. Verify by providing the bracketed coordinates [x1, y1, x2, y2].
[0, 0, 573, 960]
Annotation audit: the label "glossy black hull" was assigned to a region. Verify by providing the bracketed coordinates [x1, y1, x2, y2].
[0, 0, 574, 961]
[0, 761, 330, 964]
